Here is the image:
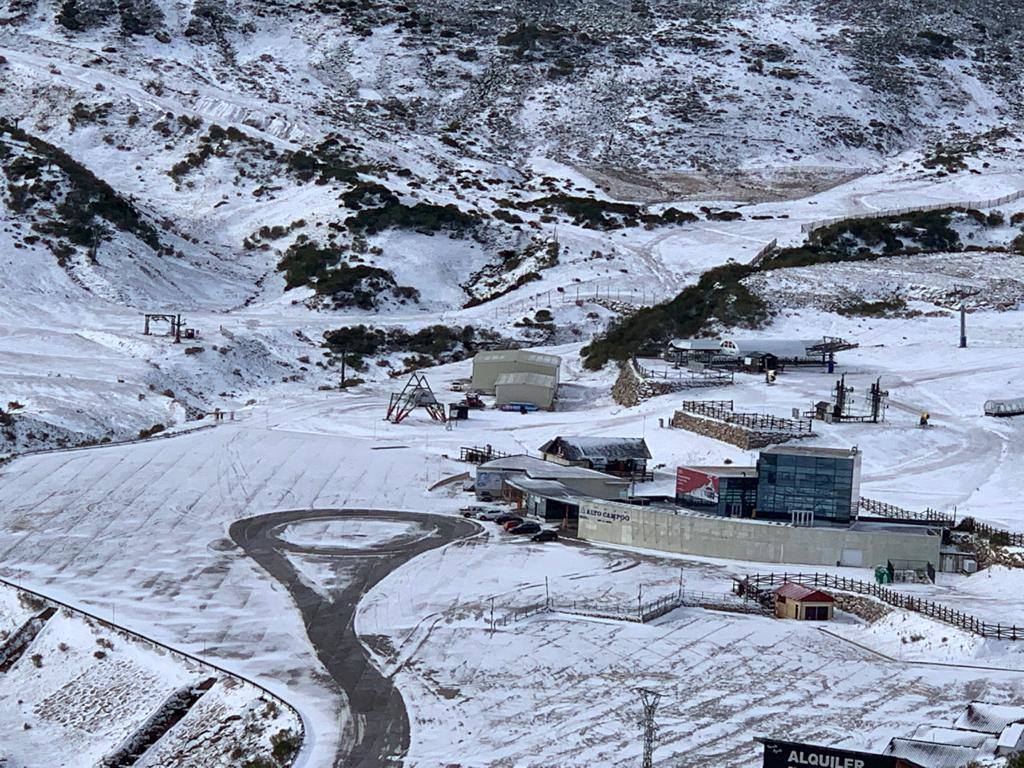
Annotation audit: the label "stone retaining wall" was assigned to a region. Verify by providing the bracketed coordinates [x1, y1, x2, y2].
[612, 359, 690, 407]
[670, 411, 795, 449]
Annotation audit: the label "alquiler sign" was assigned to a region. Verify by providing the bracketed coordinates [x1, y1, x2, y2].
[760, 739, 922, 768]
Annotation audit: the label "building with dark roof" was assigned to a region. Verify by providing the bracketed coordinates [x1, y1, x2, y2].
[539, 436, 652, 479]
[474, 454, 629, 505]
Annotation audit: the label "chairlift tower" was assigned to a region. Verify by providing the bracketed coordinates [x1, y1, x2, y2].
[951, 284, 981, 348]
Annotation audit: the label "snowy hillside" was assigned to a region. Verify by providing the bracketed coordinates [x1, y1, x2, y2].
[2, 0, 1024, 448]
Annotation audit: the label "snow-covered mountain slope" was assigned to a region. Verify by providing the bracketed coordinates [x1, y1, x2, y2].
[1, 0, 1024, 450]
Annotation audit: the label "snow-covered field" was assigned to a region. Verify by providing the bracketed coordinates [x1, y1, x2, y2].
[0, 583, 300, 767]
[3, 270, 1024, 764]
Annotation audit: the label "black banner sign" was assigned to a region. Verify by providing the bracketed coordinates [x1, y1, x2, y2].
[761, 739, 921, 768]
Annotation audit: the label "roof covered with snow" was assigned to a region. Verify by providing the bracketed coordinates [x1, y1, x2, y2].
[984, 398, 1024, 416]
[538, 436, 652, 461]
[953, 702, 1024, 735]
[774, 582, 835, 602]
[670, 338, 723, 351]
[720, 338, 818, 358]
[884, 738, 981, 768]
[505, 477, 578, 500]
[478, 454, 629, 483]
[473, 349, 561, 368]
[908, 727, 991, 749]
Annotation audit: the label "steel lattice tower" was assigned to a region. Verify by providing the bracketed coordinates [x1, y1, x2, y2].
[637, 688, 661, 768]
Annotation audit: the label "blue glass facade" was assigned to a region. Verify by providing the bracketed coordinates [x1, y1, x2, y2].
[755, 449, 859, 524]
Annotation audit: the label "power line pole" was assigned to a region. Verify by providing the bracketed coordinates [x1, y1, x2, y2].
[637, 688, 661, 768]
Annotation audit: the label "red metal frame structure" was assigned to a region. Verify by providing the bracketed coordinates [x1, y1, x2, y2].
[385, 372, 447, 424]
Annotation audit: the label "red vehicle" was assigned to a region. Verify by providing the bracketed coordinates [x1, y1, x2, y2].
[502, 518, 524, 531]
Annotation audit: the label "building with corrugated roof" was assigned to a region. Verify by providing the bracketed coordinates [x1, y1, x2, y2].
[493, 371, 558, 410]
[883, 738, 982, 768]
[538, 436, 652, 478]
[773, 581, 835, 620]
[470, 349, 561, 394]
[474, 454, 629, 508]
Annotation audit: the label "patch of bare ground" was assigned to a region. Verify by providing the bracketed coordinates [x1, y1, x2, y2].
[575, 164, 868, 203]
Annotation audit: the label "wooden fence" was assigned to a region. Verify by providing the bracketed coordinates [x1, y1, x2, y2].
[800, 189, 1024, 234]
[858, 497, 954, 525]
[739, 572, 1023, 640]
[680, 400, 814, 436]
[459, 445, 511, 464]
[494, 588, 766, 629]
[857, 499, 1024, 547]
[973, 520, 1024, 548]
[633, 360, 735, 388]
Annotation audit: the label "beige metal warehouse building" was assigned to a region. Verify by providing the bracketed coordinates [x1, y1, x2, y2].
[470, 349, 561, 393]
[494, 372, 558, 410]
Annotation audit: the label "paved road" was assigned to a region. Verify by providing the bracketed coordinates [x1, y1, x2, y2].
[229, 509, 480, 768]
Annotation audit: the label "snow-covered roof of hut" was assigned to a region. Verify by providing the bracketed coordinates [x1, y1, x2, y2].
[953, 702, 1024, 735]
[719, 338, 818, 358]
[538, 436, 652, 461]
[473, 349, 561, 369]
[669, 338, 723, 351]
[884, 738, 981, 768]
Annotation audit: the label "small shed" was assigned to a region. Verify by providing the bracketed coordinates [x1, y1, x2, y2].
[538, 436, 652, 479]
[773, 582, 835, 621]
[494, 372, 557, 410]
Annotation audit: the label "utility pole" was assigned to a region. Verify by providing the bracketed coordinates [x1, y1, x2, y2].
[637, 688, 661, 768]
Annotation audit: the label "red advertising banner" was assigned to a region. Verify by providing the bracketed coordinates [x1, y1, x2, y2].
[675, 467, 719, 503]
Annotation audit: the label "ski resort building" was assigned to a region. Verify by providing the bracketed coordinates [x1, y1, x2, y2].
[676, 446, 862, 525]
[538, 436, 652, 479]
[470, 350, 561, 393]
[474, 455, 629, 508]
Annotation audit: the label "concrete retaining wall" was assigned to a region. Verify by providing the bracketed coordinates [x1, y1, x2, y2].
[578, 500, 942, 569]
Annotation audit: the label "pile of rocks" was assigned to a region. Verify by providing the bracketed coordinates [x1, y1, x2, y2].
[834, 593, 893, 623]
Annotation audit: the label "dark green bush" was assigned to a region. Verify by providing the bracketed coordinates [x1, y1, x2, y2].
[347, 200, 477, 235]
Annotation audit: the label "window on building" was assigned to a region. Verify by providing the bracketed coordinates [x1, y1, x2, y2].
[804, 605, 829, 620]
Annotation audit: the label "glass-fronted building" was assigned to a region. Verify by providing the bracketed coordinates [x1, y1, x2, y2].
[755, 446, 861, 525]
[675, 466, 759, 517]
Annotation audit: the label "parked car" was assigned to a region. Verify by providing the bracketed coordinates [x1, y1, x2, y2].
[499, 402, 538, 413]
[477, 510, 505, 522]
[460, 505, 486, 518]
[531, 529, 559, 542]
[502, 518, 525, 531]
[495, 513, 521, 525]
[507, 524, 540, 536]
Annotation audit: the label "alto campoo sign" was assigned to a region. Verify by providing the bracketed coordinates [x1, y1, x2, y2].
[760, 739, 922, 768]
